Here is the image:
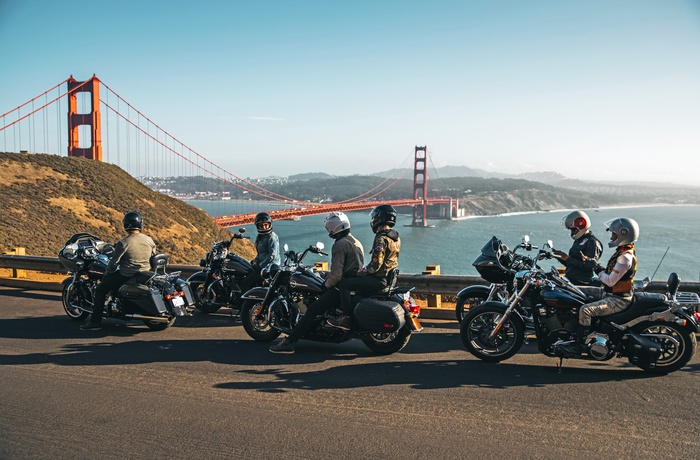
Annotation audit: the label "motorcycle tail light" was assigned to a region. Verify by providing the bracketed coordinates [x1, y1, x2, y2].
[406, 303, 421, 316]
[694, 312, 700, 323]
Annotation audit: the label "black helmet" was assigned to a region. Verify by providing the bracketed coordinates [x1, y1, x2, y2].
[254, 212, 273, 235]
[123, 211, 143, 231]
[369, 204, 397, 233]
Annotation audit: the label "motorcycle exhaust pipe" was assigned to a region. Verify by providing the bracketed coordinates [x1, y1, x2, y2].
[123, 314, 172, 323]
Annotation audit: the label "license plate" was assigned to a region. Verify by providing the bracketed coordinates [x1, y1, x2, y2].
[171, 296, 185, 307]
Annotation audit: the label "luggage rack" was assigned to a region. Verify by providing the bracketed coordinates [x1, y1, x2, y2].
[676, 291, 700, 312]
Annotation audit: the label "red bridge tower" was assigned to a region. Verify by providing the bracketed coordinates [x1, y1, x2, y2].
[67, 75, 102, 160]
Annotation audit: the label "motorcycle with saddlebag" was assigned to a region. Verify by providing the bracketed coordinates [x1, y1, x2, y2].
[59, 233, 195, 330]
[240, 242, 423, 355]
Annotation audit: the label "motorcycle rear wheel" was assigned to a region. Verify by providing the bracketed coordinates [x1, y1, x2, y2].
[61, 283, 90, 321]
[362, 326, 411, 355]
[190, 281, 222, 314]
[143, 317, 176, 331]
[240, 299, 281, 342]
[633, 322, 697, 374]
[460, 305, 525, 362]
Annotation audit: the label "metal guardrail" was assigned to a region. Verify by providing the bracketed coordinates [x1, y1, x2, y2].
[2, 254, 699, 319]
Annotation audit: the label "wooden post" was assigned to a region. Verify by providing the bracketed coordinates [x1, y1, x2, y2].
[421, 264, 442, 308]
[5, 248, 27, 278]
[314, 261, 329, 272]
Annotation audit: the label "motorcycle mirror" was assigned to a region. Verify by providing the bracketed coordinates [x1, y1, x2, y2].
[283, 243, 289, 252]
[543, 240, 553, 249]
[522, 235, 530, 244]
[238, 227, 246, 234]
[316, 242, 325, 250]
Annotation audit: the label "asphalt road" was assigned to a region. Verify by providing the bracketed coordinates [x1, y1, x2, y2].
[1, 287, 698, 460]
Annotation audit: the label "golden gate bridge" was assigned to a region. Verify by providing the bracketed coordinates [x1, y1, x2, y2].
[1, 75, 459, 227]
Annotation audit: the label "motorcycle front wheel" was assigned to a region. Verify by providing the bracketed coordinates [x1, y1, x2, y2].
[240, 299, 281, 342]
[190, 281, 222, 314]
[633, 322, 697, 374]
[61, 282, 90, 321]
[362, 326, 411, 355]
[455, 290, 491, 323]
[460, 304, 525, 362]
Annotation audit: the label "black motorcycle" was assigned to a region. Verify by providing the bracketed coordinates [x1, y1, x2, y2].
[58, 233, 194, 330]
[460, 237, 698, 373]
[239, 242, 423, 355]
[186, 228, 252, 315]
[455, 235, 538, 323]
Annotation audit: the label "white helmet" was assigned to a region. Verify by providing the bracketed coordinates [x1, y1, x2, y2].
[324, 212, 351, 238]
[605, 217, 639, 248]
[562, 210, 591, 240]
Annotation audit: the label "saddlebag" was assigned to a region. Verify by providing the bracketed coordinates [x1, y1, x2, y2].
[353, 298, 406, 333]
[119, 284, 168, 315]
[623, 331, 662, 369]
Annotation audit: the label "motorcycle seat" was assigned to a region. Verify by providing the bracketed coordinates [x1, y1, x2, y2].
[124, 271, 154, 286]
[604, 292, 668, 324]
[375, 269, 399, 296]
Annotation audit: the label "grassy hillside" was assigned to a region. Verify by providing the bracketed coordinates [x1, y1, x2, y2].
[0, 152, 255, 264]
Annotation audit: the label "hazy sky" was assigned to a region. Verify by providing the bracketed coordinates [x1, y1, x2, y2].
[1, 1, 699, 185]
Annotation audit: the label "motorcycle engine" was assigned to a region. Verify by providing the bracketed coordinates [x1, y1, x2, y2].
[536, 306, 580, 352]
[587, 333, 612, 360]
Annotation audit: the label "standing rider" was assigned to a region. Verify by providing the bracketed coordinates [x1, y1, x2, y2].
[81, 211, 156, 330]
[328, 204, 401, 331]
[557, 217, 639, 356]
[240, 212, 280, 294]
[269, 212, 364, 354]
[552, 210, 603, 286]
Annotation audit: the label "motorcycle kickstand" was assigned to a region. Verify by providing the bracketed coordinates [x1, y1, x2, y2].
[556, 357, 564, 374]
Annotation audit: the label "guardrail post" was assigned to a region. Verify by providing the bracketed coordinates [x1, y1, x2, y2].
[314, 261, 328, 272]
[421, 264, 441, 308]
[4, 248, 27, 278]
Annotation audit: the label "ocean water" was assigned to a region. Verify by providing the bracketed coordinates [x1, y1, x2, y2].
[187, 201, 700, 282]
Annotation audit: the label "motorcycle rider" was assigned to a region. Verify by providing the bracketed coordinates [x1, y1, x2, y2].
[240, 212, 280, 294]
[81, 211, 156, 330]
[557, 217, 639, 356]
[269, 212, 364, 354]
[552, 210, 603, 286]
[327, 204, 401, 331]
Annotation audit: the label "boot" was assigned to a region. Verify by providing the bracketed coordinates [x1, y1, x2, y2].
[557, 327, 590, 356]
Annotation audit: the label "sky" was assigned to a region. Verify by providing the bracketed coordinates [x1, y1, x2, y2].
[1, 0, 699, 186]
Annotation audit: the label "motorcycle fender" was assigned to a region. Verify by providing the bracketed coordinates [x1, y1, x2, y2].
[472, 301, 527, 330]
[186, 271, 207, 284]
[676, 310, 700, 333]
[61, 276, 73, 286]
[241, 287, 268, 302]
[456, 284, 491, 300]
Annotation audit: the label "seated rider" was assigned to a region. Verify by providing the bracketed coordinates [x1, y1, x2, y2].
[240, 212, 280, 294]
[552, 210, 603, 286]
[269, 212, 364, 354]
[557, 217, 639, 356]
[81, 211, 156, 331]
[328, 204, 400, 331]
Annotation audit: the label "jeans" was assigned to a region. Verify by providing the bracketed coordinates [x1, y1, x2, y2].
[287, 289, 341, 343]
[91, 271, 129, 324]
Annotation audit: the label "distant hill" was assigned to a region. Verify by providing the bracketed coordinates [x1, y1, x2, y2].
[288, 172, 334, 181]
[0, 152, 255, 264]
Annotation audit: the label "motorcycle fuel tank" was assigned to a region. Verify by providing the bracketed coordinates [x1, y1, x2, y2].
[87, 257, 109, 280]
[223, 253, 253, 275]
[289, 269, 324, 294]
[542, 289, 584, 309]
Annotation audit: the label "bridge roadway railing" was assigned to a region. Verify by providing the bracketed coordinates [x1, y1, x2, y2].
[2, 254, 699, 320]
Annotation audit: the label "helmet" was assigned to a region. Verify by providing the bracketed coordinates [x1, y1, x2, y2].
[605, 217, 639, 248]
[324, 212, 351, 238]
[369, 204, 397, 233]
[254, 212, 273, 235]
[562, 210, 591, 240]
[122, 211, 143, 231]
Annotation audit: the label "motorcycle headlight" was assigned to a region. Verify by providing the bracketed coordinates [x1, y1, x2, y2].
[199, 258, 206, 267]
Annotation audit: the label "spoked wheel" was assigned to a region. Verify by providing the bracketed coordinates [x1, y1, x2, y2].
[240, 299, 281, 342]
[190, 281, 222, 314]
[460, 304, 525, 362]
[142, 317, 176, 331]
[362, 326, 411, 355]
[633, 322, 697, 374]
[455, 291, 490, 323]
[61, 283, 90, 321]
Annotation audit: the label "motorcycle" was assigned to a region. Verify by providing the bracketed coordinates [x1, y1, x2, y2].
[58, 233, 195, 330]
[187, 228, 252, 315]
[460, 237, 699, 373]
[239, 242, 423, 355]
[455, 235, 539, 323]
